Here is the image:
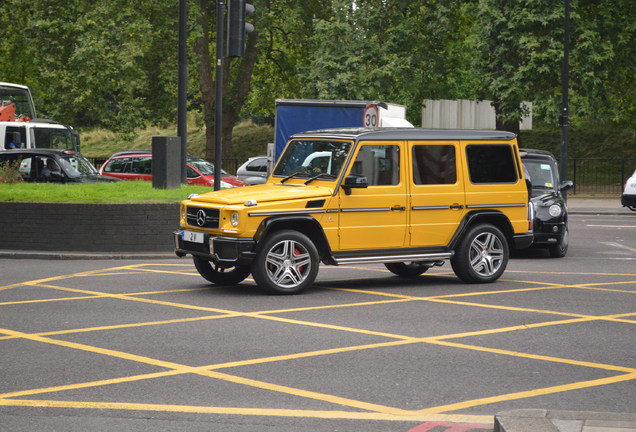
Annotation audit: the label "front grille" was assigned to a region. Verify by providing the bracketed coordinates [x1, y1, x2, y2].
[186, 206, 220, 229]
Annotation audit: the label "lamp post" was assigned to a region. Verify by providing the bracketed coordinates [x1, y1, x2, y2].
[214, 0, 225, 191]
[559, 0, 570, 197]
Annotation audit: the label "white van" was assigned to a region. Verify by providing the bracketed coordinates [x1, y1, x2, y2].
[0, 119, 80, 152]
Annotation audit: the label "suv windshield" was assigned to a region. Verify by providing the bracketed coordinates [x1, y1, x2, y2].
[273, 139, 352, 179]
[524, 159, 557, 194]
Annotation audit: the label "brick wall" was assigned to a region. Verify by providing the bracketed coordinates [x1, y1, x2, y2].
[0, 203, 179, 252]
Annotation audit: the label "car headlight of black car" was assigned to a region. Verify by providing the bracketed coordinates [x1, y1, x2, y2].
[548, 204, 562, 218]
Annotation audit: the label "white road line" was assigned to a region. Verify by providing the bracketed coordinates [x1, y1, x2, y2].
[587, 224, 636, 228]
[600, 242, 636, 253]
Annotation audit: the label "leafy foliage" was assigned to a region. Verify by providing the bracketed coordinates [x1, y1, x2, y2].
[1, 0, 634, 144]
[1, 0, 177, 132]
[0, 161, 23, 184]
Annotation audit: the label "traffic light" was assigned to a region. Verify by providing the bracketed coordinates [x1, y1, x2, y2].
[227, 0, 255, 58]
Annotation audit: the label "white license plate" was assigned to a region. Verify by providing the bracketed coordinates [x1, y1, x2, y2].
[182, 230, 204, 244]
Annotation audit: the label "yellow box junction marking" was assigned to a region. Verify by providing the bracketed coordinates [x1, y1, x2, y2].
[0, 263, 634, 423]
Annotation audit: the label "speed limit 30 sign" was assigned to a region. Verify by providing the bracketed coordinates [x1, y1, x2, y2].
[363, 104, 380, 127]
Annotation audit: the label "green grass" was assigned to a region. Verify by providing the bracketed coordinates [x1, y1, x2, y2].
[0, 181, 216, 203]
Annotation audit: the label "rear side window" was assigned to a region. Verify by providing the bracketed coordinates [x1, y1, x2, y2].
[247, 158, 267, 172]
[104, 157, 130, 173]
[412, 145, 456, 184]
[131, 156, 152, 174]
[466, 144, 518, 184]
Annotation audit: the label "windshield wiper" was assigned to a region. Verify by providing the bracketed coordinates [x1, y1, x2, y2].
[304, 173, 336, 185]
[280, 172, 309, 183]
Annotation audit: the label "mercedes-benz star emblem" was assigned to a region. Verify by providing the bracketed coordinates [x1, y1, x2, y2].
[196, 209, 207, 227]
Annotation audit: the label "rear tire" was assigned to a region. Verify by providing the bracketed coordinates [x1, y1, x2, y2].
[193, 256, 251, 285]
[251, 230, 319, 295]
[451, 224, 508, 283]
[384, 262, 429, 277]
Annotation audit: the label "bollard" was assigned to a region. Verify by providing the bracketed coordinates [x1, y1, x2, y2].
[152, 136, 181, 189]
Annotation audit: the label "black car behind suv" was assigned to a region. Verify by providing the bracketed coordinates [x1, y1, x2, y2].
[520, 148, 573, 257]
[0, 149, 118, 183]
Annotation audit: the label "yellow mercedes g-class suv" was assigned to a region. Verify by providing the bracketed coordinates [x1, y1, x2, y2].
[175, 128, 533, 294]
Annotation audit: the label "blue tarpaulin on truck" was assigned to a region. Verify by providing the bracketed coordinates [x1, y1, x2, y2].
[274, 100, 371, 159]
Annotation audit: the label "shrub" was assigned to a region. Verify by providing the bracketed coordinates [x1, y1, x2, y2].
[0, 161, 23, 184]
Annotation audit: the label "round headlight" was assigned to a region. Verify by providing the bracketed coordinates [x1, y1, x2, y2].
[231, 211, 239, 227]
[181, 205, 187, 220]
[548, 204, 562, 217]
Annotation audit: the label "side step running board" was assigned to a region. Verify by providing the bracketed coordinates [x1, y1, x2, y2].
[333, 252, 453, 266]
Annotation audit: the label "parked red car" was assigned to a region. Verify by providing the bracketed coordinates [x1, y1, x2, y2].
[99, 151, 248, 187]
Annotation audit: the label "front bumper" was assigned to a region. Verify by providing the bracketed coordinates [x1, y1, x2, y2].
[174, 230, 256, 266]
[621, 194, 636, 208]
[532, 221, 566, 247]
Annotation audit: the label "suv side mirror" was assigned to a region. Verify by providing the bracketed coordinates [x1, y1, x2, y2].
[342, 174, 368, 195]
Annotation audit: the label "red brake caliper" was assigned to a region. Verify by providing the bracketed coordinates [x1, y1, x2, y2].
[294, 247, 303, 272]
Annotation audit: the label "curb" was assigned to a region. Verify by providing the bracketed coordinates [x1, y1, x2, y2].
[568, 209, 634, 215]
[0, 250, 177, 260]
[494, 409, 636, 432]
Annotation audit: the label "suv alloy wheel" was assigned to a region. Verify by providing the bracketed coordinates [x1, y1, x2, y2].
[251, 230, 320, 294]
[451, 224, 509, 283]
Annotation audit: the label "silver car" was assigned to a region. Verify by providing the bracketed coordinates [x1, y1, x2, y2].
[236, 155, 269, 185]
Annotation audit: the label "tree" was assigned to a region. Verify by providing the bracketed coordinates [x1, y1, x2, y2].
[473, 0, 565, 133]
[473, 0, 636, 130]
[296, 0, 478, 125]
[570, 0, 636, 127]
[193, 0, 259, 160]
[1, 0, 633, 141]
[0, 0, 178, 131]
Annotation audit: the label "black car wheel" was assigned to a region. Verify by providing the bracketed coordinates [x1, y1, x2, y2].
[451, 224, 508, 284]
[384, 262, 429, 277]
[193, 256, 251, 285]
[251, 230, 319, 295]
[548, 225, 569, 258]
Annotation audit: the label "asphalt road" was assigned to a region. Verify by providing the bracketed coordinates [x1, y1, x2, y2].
[0, 213, 634, 432]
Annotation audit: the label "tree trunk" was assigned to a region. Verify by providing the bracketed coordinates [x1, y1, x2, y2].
[221, 30, 259, 157]
[194, 0, 259, 163]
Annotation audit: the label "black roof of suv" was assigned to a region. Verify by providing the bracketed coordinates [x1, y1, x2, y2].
[293, 127, 517, 141]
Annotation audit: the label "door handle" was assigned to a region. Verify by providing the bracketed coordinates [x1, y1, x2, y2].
[391, 206, 406, 211]
[450, 204, 464, 210]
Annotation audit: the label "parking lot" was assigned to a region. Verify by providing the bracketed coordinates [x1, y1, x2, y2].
[1, 213, 635, 432]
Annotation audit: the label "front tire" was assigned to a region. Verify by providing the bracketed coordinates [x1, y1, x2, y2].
[384, 262, 430, 277]
[251, 230, 319, 295]
[548, 225, 569, 258]
[451, 224, 508, 284]
[193, 256, 251, 285]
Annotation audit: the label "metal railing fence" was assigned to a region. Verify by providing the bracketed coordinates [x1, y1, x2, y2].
[568, 158, 635, 196]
